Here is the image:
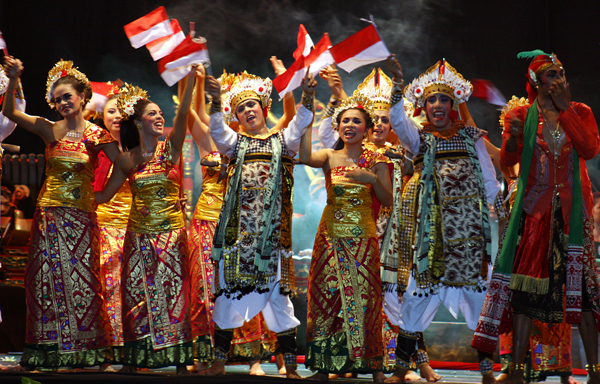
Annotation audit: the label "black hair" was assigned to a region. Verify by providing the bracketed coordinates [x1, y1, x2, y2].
[94, 94, 120, 131]
[51, 75, 93, 108]
[120, 99, 154, 151]
[333, 108, 374, 149]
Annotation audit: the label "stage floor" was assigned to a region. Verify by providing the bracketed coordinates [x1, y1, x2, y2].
[0, 355, 588, 384]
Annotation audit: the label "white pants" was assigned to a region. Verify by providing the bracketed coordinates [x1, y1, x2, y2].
[211, 256, 300, 333]
[386, 265, 492, 333]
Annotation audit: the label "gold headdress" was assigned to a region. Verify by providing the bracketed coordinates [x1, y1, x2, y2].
[222, 71, 272, 123]
[46, 59, 90, 108]
[354, 68, 392, 111]
[404, 59, 472, 114]
[331, 93, 378, 131]
[499, 95, 530, 128]
[116, 83, 149, 121]
[216, 70, 237, 124]
[0, 66, 8, 96]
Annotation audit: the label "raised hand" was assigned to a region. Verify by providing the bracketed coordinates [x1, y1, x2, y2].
[270, 56, 287, 77]
[386, 54, 403, 85]
[301, 67, 317, 95]
[549, 79, 571, 112]
[205, 75, 222, 101]
[3, 56, 23, 79]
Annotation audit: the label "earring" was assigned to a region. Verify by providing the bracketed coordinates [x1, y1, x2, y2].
[136, 124, 142, 130]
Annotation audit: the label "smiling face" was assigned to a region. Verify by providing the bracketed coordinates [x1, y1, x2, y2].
[53, 84, 84, 118]
[368, 110, 391, 145]
[339, 109, 368, 145]
[425, 93, 453, 130]
[135, 102, 164, 138]
[103, 98, 122, 138]
[235, 98, 267, 135]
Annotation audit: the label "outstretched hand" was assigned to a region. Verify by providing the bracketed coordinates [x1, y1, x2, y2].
[270, 56, 287, 77]
[3, 56, 23, 79]
[320, 65, 344, 100]
[386, 54, 403, 85]
[549, 80, 571, 112]
[301, 67, 317, 95]
[195, 64, 206, 81]
[205, 75, 221, 101]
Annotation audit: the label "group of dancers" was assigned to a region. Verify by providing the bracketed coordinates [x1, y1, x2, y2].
[0, 46, 599, 384]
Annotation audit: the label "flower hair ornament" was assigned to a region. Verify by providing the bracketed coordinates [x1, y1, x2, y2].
[331, 93, 378, 131]
[46, 59, 90, 108]
[404, 59, 472, 117]
[116, 83, 149, 121]
[354, 68, 392, 112]
[222, 71, 272, 124]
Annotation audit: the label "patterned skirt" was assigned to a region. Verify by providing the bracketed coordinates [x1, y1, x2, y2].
[306, 233, 383, 373]
[22, 206, 111, 369]
[121, 228, 193, 367]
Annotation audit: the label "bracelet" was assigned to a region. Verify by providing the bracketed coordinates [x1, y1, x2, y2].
[586, 364, 600, 373]
[301, 92, 314, 111]
[510, 363, 525, 372]
[479, 358, 494, 375]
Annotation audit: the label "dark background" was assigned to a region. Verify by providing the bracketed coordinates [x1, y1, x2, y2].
[1, 0, 599, 154]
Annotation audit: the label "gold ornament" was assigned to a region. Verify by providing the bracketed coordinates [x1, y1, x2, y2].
[46, 59, 90, 108]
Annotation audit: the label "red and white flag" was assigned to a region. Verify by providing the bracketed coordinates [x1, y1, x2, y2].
[292, 24, 314, 60]
[471, 79, 507, 106]
[0, 31, 8, 56]
[86, 80, 123, 112]
[124, 6, 173, 49]
[273, 33, 334, 99]
[146, 19, 186, 61]
[158, 36, 209, 86]
[330, 24, 390, 73]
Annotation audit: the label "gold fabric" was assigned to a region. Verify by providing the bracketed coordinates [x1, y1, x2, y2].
[37, 122, 115, 212]
[97, 165, 132, 228]
[127, 140, 185, 233]
[193, 152, 225, 222]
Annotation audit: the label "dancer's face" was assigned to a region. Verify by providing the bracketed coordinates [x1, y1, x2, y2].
[425, 93, 453, 130]
[53, 84, 84, 118]
[339, 109, 367, 145]
[103, 98, 122, 137]
[137, 102, 164, 137]
[368, 110, 391, 145]
[235, 99, 266, 134]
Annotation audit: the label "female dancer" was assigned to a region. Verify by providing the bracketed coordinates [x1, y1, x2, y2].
[95, 68, 197, 374]
[93, 88, 131, 369]
[301, 93, 392, 382]
[3, 57, 119, 370]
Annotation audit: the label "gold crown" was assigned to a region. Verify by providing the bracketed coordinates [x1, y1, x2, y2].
[331, 93, 378, 131]
[46, 59, 90, 108]
[354, 68, 392, 112]
[404, 59, 472, 111]
[116, 83, 149, 121]
[222, 71, 272, 123]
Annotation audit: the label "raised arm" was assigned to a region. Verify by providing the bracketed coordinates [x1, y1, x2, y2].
[206, 75, 237, 157]
[2, 57, 54, 143]
[187, 65, 217, 158]
[169, 66, 197, 164]
[95, 152, 129, 204]
[0, 78, 25, 143]
[270, 56, 296, 132]
[282, 69, 317, 156]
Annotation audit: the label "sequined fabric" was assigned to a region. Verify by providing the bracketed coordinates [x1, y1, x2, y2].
[127, 141, 185, 234]
[37, 122, 115, 211]
[306, 148, 386, 373]
[24, 207, 111, 358]
[193, 152, 225, 222]
[97, 166, 132, 229]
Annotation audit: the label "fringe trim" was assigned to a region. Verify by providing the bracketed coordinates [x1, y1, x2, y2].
[509, 273, 549, 295]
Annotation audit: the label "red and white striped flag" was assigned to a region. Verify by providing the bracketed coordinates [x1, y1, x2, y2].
[273, 33, 334, 99]
[124, 7, 173, 49]
[86, 81, 123, 113]
[471, 79, 507, 106]
[158, 36, 209, 86]
[330, 24, 390, 73]
[146, 19, 186, 61]
[293, 24, 314, 60]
